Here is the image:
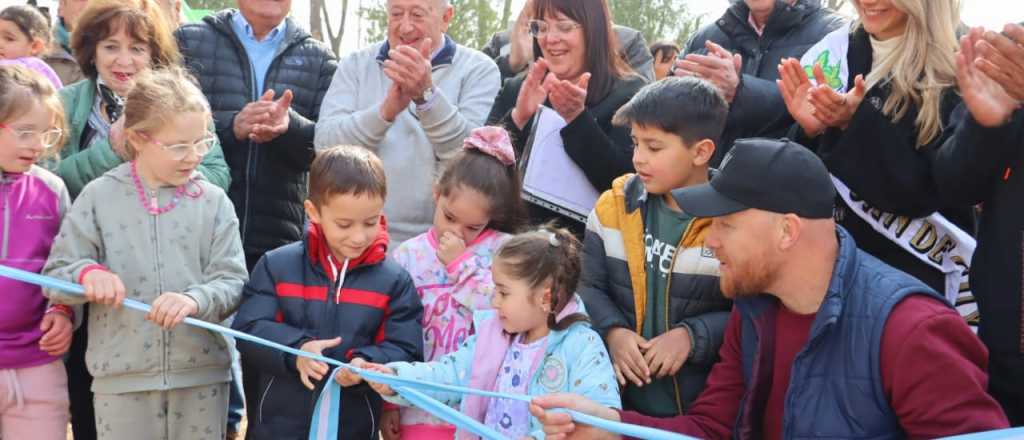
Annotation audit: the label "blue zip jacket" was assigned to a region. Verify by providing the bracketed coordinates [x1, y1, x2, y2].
[232, 221, 424, 440]
[383, 295, 620, 439]
[734, 227, 946, 439]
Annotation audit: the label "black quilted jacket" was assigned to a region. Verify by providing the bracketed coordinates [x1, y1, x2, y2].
[175, 10, 338, 269]
[682, 0, 845, 166]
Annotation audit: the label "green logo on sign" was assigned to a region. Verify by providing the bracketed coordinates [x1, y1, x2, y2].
[804, 50, 843, 90]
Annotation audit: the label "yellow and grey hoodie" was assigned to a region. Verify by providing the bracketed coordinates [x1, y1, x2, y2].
[580, 174, 731, 416]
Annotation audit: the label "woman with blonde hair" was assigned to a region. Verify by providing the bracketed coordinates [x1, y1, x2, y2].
[777, 0, 971, 296]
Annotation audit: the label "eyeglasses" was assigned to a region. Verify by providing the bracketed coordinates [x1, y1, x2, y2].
[136, 131, 216, 160]
[0, 123, 63, 149]
[528, 19, 582, 38]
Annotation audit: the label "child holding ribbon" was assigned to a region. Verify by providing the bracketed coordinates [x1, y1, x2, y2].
[0, 64, 72, 440]
[362, 226, 621, 440]
[387, 126, 525, 439]
[42, 67, 248, 440]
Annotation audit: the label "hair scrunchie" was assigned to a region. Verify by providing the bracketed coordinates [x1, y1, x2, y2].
[462, 126, 516, 166]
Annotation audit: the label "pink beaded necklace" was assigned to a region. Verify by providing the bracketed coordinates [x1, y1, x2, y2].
[130, 161, 203, 215]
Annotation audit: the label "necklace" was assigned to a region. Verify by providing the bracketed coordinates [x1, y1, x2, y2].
[130, 161, 203, 215]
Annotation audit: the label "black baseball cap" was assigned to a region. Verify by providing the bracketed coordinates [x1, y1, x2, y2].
[674, 138, 836, 219]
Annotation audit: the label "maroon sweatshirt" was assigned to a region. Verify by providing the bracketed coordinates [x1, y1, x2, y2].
[620, 296, 1009, 439]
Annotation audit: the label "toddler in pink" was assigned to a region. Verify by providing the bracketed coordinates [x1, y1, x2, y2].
[389, 127, 525, 439]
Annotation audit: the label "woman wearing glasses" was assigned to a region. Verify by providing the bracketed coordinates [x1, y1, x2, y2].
[486, 0, 647, 232]
[52, 0, 229, 199]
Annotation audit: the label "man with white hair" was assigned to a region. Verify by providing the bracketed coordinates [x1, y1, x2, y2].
[315, 0, 501, 245]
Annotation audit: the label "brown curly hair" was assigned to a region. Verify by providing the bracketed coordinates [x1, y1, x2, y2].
[494, 223, 587, 331]
[71, 0, 180, 80]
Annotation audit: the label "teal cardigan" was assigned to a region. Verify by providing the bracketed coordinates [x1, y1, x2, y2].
[52, 79, 231, 198]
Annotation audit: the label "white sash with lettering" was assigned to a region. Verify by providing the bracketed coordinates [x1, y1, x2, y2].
[831, 176, 977, 324]
[799, 25, 978, 325]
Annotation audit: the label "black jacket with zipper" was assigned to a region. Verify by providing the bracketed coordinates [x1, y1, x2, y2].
[932, 108, 1024, 423]
[175, 10, 338, 269]
[790, 26, 976, 293]
[682, 0, 845, 165]
[581, 175, 731, 415]
[232, 222, 424, 440]
[486, 72, 647, 234]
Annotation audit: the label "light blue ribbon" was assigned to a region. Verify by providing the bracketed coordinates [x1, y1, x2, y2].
[938, 428, 1024, 439]
[2, 264, 694, 440]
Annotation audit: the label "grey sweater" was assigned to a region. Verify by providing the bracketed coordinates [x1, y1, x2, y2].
[314, 37, 501, 244]
[43, 162, 248, 394]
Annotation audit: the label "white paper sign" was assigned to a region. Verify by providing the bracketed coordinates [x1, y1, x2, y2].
[521, 106, 600, 223]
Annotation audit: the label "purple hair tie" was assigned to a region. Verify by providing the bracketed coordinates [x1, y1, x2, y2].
[463, 126, 516, 166]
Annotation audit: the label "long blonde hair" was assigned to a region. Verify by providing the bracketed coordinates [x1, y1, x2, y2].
[853, 0, 959, 147]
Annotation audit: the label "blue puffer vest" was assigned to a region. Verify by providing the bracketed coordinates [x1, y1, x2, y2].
[733, 227, 948, 439]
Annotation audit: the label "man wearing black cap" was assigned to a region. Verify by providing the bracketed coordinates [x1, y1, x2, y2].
[528, 138, 1009, 439]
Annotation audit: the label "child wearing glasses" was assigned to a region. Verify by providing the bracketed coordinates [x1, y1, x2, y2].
[43, 66, 248, 440]
[0, 64, 72, 440]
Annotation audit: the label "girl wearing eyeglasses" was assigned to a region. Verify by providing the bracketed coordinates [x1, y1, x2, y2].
[43, 66, 248, 440]
[0, 64, 73, 440]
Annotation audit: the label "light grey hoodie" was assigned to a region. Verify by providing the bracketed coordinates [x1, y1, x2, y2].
[43, 162, 248, 394]
[314, 37, 501, 245]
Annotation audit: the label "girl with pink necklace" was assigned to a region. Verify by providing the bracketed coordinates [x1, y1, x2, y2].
[43, 67, 248, 440]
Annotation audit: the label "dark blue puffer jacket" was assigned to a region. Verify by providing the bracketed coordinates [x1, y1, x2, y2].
[733, 227, 946, 439]
[232, 221, 423, 440]
[175, 10, 338, 269]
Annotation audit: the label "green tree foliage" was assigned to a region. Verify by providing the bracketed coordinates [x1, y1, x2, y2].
[187, 0, 235, 11]
[358, 0, 702, 49]
[358, 0, 511, 48]
[608, 0, 685, 43]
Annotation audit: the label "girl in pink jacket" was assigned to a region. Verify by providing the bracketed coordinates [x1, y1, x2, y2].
[389, 127, 526, 439]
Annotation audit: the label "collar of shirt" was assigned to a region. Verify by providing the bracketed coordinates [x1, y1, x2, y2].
[748, 12, 767, 37]
[232, 11, 288, 44]
[376, 34, 456, 67]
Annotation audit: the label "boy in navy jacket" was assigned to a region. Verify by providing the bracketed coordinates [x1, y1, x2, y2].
[233, 146, 424, 439]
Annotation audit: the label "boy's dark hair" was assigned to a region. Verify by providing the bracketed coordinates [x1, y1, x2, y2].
[436, 147, 525, 234]
[495, 223, 587, 332]
[649, 41, 680, 64]
[308, 146, 387, 206]
[612, 76, 728, 147]
[0, 5, 51, 46]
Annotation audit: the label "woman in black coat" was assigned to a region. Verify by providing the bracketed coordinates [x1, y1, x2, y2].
[777, 0, 971, 294]
[486, 0, 646, 231]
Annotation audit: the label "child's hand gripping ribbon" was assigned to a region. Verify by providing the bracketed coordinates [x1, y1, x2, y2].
[0, 264, 692, 440]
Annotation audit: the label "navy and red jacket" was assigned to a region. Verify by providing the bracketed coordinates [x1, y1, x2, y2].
[233, 218, 424, 440]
